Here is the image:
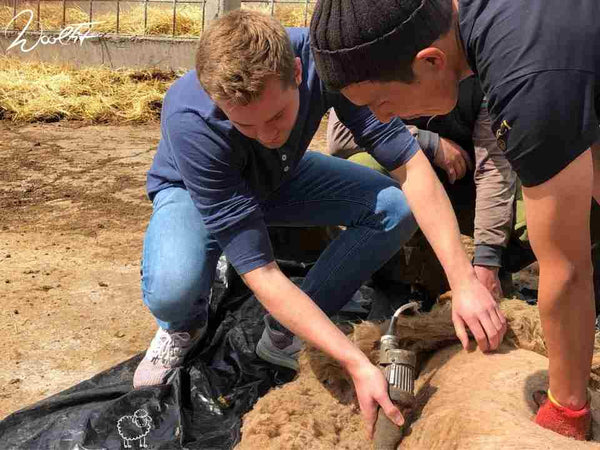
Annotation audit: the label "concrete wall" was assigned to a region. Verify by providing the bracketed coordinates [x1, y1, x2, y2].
[1, 31, 198, 70]
[0, 0, 237, 70]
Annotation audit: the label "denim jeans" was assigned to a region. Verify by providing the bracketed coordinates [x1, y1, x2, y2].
[141, 151, 418, 331]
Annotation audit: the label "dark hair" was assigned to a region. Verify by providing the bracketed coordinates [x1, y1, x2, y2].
[310, 0, 454, 90]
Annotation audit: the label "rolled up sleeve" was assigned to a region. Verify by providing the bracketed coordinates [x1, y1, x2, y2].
[331, 95, 420, 171]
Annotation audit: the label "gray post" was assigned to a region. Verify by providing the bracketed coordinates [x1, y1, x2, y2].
[204, 0, 241, 26]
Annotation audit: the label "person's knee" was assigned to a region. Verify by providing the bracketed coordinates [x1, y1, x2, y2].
[143, 266, 210, 323]
[375, 186, 418, 236]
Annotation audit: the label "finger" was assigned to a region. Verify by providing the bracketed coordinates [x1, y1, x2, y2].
[459, 147, 474, 171]
[465, 318, 490, 352]
[447, 167, 456, 184]
[454, 157, 467, 180]
[494, 306, 508, 338]
[452, 313, 470, 350]
[376, 393, 405, 427]
[488, 305, 505, 333]
[358, 397, 377, 439]
[479, 312, 500, 350]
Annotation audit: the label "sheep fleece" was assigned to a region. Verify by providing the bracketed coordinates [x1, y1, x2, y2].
[237, 344, 600, 449]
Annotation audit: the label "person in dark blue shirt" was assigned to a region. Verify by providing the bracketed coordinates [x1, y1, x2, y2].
[310, 0, 599, 440]
[135, 9, 505, 437]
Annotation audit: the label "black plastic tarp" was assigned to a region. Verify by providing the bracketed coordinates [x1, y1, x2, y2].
[0, 264, 300, 450]
[0, 227, 423, 450]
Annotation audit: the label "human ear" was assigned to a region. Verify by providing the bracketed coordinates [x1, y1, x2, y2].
[413, 47, 447, 75]
[294, 57, 302, 86]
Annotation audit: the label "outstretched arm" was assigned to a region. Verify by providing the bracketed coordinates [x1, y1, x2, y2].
[242, 263, 405, 439]
[391, 150, 507, 352]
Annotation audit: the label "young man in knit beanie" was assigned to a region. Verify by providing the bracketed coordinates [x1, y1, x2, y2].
[310, 0, 599, 440]
[134, 8, 506, 438]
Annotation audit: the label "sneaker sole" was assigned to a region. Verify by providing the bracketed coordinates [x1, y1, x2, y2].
[256, 340, 299, 371]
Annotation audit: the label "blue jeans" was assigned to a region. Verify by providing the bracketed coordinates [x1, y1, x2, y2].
[141, 151, 418, 331]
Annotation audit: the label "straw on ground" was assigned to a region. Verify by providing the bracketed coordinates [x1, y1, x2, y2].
[0, 56, 181, 123]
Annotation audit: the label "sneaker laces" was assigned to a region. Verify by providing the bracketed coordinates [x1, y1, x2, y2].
[150, 330, 194, 367]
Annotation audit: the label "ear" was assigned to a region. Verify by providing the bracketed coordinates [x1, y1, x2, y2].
[413, 47, 447, 78]
[294, 57, 302, 86]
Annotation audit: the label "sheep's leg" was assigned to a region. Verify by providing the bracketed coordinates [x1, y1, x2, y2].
[123, 439, 131, 449]
[141, 436, 148, 448]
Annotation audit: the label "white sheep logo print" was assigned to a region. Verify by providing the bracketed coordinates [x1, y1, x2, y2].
[117, 409, 153, 449]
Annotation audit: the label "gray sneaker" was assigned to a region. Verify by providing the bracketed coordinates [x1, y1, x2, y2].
[133, 327, 202, 387]
[256, 314, 303, 371]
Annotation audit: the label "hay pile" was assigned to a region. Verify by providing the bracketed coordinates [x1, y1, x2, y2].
[0, 56, 181, 123]
[237, 299, 600, 449]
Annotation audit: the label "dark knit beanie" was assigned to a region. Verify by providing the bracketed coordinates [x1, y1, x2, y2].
[310, 0, 452, 90]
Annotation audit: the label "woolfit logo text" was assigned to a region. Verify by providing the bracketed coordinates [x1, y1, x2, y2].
[5, 9, 102, 53]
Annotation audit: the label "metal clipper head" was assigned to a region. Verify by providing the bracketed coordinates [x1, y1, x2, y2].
[379, 335, 417, 408]
[379, 301, 420, 407]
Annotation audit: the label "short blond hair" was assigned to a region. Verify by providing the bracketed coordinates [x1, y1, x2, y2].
[195, 9, 296, 105]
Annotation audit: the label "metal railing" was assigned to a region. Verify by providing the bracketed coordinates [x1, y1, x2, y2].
[1, 0, 316, 37]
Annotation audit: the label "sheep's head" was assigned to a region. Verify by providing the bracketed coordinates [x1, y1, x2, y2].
[133, 409, 152, 428]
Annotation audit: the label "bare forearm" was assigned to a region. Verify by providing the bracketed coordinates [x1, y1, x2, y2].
[242, 262, 370, 371]
[392, 151, 475, 289]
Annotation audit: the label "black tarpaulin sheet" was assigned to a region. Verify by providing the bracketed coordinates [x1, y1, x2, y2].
[0, 264, 302, 450]
[0, 227, 418, 450]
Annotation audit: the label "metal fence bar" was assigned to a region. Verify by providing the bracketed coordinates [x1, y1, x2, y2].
[116, 0, 120, 33]
[144, 0, 149, 32]
[62, 0, 66, 27]
[12, 0, 17, 32]
[172, 0, 177, 36]
[88, 0, 93, 24]
[36, 0, 40, 31]
[303, 0, 309, 26]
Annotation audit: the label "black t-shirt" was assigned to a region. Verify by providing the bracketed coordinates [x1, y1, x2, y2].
[459, 0, 600, 187]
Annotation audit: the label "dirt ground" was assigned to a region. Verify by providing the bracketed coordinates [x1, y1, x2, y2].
[0, 119, 330, 419]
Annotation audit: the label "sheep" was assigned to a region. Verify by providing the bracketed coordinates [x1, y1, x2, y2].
[117, 409, 153, 449]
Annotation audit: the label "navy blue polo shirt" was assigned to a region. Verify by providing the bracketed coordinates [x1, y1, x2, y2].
[147, 28, 420, 275]
[460, 0, 600, 187]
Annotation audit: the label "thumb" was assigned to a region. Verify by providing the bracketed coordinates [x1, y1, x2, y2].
[447, 167, 456, 184]
[377, 394, 405, 427]
[453, 314, 469, 350]
[460, 146, 474, 171]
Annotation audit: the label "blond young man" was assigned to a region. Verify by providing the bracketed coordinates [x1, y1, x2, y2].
[135, 10, 505, 436]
